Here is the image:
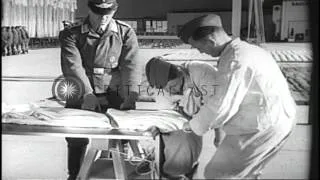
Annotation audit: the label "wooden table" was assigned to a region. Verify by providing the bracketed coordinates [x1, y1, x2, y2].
[2, 123, 162, 180]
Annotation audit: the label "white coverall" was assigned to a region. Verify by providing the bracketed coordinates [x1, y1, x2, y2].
[179, 61, 218, 116]
[188, 38, 297, 179]
[156, 61, 218, 177]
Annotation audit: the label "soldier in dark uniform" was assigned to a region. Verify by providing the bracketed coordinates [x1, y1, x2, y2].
[7, 27, 13, 56]
[11, 26, 19, 55]
[21, 26, 29, 54]
[17, 26, 25, 54]
[2, 26, 8, 56]
[15, 26, 23, 54]
[59, 0, 142, 179]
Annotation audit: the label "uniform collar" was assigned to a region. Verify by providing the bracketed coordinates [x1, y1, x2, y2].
[81, 17, 118, 34]
[108, 19, 118, 33]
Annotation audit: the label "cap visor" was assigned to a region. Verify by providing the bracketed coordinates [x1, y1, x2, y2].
[95, 3, 113, 8]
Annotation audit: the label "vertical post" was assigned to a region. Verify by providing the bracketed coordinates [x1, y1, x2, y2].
[152, 135, 162, 179]
[112, 140, 128, 180]
[254, 0, 266, 43]
[247, 0, 253, 40]
[232, 0, 242, 37]
[257, 0, 266, 42]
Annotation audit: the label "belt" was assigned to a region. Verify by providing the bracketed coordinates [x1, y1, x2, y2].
[93, 67, 117, 75]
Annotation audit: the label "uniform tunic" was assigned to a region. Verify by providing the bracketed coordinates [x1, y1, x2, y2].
[188, 38, 296, 178]
[59, 18, 142, 103]
[59, 18, 142, 150]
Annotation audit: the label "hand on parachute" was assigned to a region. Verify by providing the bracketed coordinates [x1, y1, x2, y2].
[81, 93, 101, 112]
[120, 92, 138, 110]
[143, 126, 161, 140]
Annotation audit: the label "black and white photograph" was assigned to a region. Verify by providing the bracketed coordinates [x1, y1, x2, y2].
[1, 0, 318, 179]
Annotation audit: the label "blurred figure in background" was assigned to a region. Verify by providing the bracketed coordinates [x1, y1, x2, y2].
[21, 26, 29, 54]
[2, 26, 8, 56]
[11, 26, 19, 55]
[15, 26, 23, 54]
[7, 27, 13, 56]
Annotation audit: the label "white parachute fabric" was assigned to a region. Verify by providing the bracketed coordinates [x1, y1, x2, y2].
[2, 103, 112, 128]
[106, 108, 189, 132]
[2, 103, 189, 132]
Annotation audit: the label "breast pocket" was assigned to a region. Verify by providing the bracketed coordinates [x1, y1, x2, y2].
[106, 53, 120, 69]
[106, 35, 122, 70]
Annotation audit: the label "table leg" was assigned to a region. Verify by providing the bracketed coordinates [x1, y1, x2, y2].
[77, 149, 99, 180]
[111, 140, 128, 180]
[129, 140, 142, 158]
[152, 135, 162, 179]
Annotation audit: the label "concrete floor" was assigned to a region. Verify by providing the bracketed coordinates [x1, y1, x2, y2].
[1, 124, 311, 179]
[1, 48, 312, 179]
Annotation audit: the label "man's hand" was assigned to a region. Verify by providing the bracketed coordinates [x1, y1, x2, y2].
[143, 126, 160, 139]
[81, 93, 101, 112]
[182, 122, 193, 133]
[120, 92, 138, 110]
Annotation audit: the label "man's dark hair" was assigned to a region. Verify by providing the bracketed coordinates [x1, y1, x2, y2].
[168, 65, 181, 81]
[192, 26, 225, 41]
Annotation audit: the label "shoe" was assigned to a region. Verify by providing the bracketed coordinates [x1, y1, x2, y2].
[135, 152, 154, 175]
[136, 160, 152, 175]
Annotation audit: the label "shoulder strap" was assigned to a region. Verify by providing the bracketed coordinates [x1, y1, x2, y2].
[115, 20, 124, 43]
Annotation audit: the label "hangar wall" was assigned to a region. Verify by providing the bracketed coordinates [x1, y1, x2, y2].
[75, 0, 237, 19]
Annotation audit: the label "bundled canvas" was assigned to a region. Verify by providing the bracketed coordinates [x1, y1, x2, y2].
[2, 103, 188, 132]
[2, 103, 112, 128]
[106, 108, 188, 132]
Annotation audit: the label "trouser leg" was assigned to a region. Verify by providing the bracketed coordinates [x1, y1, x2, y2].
[66, 137, 89, 180]
[162, 130, 202, 178]
[7, 45, 12, 55]
[2, 46, 7, 56]
[17, 44, 22, 54]
[23, 42, 27, 53]
[21, 43, 25, 53]
[25, 41, 29, 53]
[12, 44, 17, 55]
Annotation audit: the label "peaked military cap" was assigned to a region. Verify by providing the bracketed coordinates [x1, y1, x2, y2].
[88, 0, 118, 15]
[178, 14, 223, 43]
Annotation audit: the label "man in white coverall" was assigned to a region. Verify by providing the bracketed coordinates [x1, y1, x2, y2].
[144, 56, 222, 179]
[177, 14, 297, 179]
[146, 56, 223, 146]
